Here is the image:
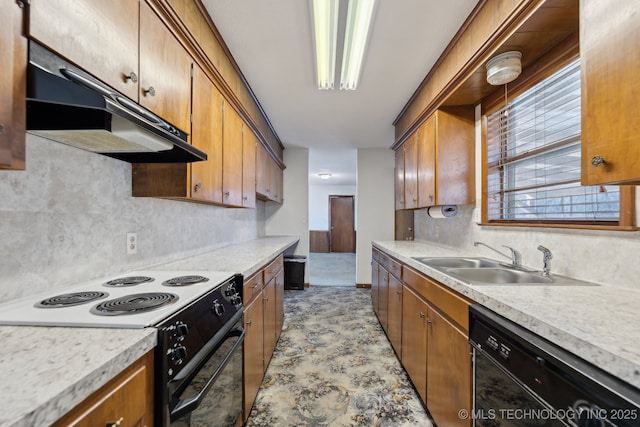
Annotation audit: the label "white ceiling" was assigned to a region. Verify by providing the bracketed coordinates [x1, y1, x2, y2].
[201, 0, 479, 183]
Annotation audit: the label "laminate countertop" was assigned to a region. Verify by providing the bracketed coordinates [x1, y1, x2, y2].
[373, 240, 640, 390]
[0, 235, 299, 427]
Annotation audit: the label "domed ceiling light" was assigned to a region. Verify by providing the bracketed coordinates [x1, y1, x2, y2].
[486, 51, 522, 86]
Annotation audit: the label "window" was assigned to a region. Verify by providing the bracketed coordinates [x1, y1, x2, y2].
[485, 58, 621, 225]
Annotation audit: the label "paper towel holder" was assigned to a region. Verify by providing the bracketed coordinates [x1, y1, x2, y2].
[427, 205, 458, 218]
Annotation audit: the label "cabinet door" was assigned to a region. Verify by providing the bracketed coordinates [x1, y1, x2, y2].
[52, 351, 154, 427]
[242, 125, 257, 208]
[404, 133, 419, 209]
[271, 162, 284, 203]
[435, 107, 475, 205]
[139, 0, 192, 133]
[190, 64, 223, 203]
[29, 0, 139, 100]
[401, 285, 428, 403]
[222, 101, 244, 206]
[377, 266, 389, 333]
[417, 115, 436, 208]
[387, 273, 403, 357]
[0, 0, 26, 170]
[262, 277, 277, 370]
[255, 143, 271, 197]
[275, 268, 284, 337]
[371, 260, 379, 315]
[427, 308, 472, 427]
[394, 147, 405, 210]
[581, 0, 640, 185]
[243, 294, 264, 420]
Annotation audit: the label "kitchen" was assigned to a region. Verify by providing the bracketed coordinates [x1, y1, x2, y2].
[1, 0, 640, 426]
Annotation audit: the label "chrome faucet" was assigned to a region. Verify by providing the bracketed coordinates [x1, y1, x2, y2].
[473, 241, 522, 268]
[537, 245, 553, 276]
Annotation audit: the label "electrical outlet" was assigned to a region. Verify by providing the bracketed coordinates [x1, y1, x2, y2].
[434, 225, 440, 239]
[127, 232, 138, 255]
[472, 208, 481, 223]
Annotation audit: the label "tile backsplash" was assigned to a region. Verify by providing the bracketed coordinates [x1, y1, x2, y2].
[0, 135, 265, 303]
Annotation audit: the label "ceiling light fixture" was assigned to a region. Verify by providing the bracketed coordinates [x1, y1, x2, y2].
[340, 0, 376, 90]
[318, 173, 332, 179]
[486, 51, 522, 86]
[311, 0, 376, 91]
[311, 0, 339, 90]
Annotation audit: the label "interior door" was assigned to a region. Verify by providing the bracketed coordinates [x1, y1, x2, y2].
[329, 195, 355, 253]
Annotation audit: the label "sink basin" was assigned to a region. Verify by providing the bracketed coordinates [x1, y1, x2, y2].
[445, 268, 553, 285]
[413, 257, 502, 269]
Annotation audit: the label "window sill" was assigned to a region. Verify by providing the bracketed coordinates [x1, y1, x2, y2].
[478, 221, 638, 232]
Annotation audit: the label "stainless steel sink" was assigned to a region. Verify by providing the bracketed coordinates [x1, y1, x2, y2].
[411, 256, 595, 286]
[445, 267, 553, 284]
[412, 257, 502, 269]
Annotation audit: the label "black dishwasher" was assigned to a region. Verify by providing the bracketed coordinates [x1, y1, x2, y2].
[469, 305, 640, 427]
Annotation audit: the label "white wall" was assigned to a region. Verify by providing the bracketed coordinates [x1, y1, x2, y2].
[308, 184, 357, 230]
[0, 135, 266, 303]
[414, 105, 640, 290]
[356, 148, 395, 284]
[265, 147, 309, 261]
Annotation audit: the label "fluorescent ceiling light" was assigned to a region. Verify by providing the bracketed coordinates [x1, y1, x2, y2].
[340, 0, 375, 90]
[318, 173, 332, 179]
[312, 0, 339, 90]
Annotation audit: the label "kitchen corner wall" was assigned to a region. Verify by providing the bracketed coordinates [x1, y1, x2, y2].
[413, 107, 640, 291]
[0, 135, 265, 304]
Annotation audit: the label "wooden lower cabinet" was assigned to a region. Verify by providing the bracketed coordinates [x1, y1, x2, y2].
[387, 273, 403, 357]
[243, 288, 264, 421]
[401, 286, 428, 402]
[52, 351, 154, 427]
[242, 254, 285, 421]
[371, 260, 379, 315]
[373, 247, 473, 427]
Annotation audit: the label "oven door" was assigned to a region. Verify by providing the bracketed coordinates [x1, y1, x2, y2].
[473, 348, 570, 427]
[168, 321, 245, 427]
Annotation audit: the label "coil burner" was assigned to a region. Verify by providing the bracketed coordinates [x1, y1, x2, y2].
[34, 291, 110, 308]
[162, 275, 210, 287]
[104, 276, 155, 287]
[90, 292, 178, 316]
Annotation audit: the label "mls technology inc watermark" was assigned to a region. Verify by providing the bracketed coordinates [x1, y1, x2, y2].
[457, 407, 638, 423]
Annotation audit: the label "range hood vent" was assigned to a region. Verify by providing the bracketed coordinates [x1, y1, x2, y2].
[26, 42, 206, 163]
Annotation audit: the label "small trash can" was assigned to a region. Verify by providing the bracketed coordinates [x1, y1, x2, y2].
[284, 255, 306, 290]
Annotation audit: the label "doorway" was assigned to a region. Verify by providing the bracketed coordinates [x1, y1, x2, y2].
[308, 149, 357, 287]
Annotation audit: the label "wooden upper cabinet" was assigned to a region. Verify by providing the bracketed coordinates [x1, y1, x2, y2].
[256, 142, 271, 197]
[434, 107, 475, 205]
[29, 0, 140, 100]
[242, 125, 257, 208]
[190, 64, 223, 203]
[397, 107, 474, 210]
[403, 132, 419, 209]
[222, 101, 244, 207]
[1, 0, 26, 170]
[139, 0, 192, 133]
[417, 115, 436, 207]
[270, 162, 283, 203]
[394, 147, 405, 210]
[581, 0, 640, 185]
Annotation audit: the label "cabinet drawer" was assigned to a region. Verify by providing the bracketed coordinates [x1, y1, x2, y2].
[403, 266, 471, 333]
[243, 271, 263, 306]
[372, 248, 380, 262]
[388, 257, 402, 281]
[263, 254, 283, 285]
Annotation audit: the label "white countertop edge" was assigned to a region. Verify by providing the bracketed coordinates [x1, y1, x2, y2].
[372, 240, 640, 390]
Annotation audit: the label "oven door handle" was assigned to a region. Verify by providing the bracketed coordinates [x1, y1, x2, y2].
[170, 327, 245, 421]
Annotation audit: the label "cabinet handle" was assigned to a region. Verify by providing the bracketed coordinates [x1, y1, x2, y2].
[142, 86, 156, 97]
[397, 290, 402, 294]
[419, 312, 425, 318]
[429, 194, 434, 201]
[124, 71, 138, 83]
[224, 191, 230, 197]
[253, 283, 260, 289]
[106, 417, 124, 427]
[263, 296, 269, 301]
[246, 320, 252, 326]
[0, 123, 3, 135]
[194, 183, 202, 192]
[243, 196, 248, 200]
[591, 155, 605, 167]
[425, 318, 433, 326]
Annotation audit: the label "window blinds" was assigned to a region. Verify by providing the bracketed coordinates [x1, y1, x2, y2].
[486, 58, 620, 222]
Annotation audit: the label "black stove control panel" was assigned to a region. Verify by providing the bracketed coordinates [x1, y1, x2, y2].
[156, 274, 243, 381]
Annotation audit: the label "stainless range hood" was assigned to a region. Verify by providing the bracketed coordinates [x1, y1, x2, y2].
[26, 42, 206, 163]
